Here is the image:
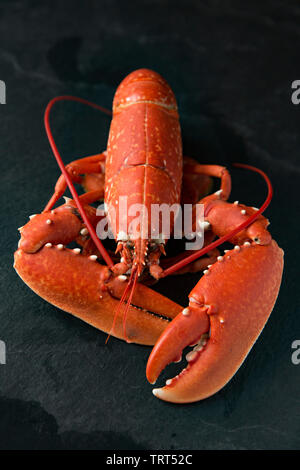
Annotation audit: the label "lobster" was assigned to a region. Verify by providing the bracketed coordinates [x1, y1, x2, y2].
[14, 69, 284, 403]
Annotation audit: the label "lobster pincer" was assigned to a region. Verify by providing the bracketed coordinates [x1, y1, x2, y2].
[146, 193, 284, 403]
[14, 200, 182, 346]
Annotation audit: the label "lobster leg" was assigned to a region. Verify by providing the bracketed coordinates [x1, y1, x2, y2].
[44, 152, 106, 211]
[183, 161, 232, 203]
[161, 248, 219, 275]
[181, 157, 213, 204]
[146, 239, 284, 402]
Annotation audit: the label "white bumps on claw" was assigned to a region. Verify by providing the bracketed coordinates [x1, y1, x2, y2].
[182, 308, 190, 316]
[241, 209, 246, 215]
[29, 214, 37, 220]
[118, 275, 127, 281]
[73, 248, 81, 254]
[199, 220, 211, 231]
[215, 189, 223, 196]
[45, 243, 52, 248]
[57, 244, 64, 250]
[186, 351, 197, 362]
[80, 228, 88, 236]
[89, 255, 97, 261]
[217, 256, 223, 262]
[46, 219, 52, 225]
[234, 245, 240, 251]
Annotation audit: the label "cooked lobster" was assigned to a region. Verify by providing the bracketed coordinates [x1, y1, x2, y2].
[14, 69, 284, 403]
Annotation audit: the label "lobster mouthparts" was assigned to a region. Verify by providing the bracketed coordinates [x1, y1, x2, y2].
[146, 240, 284, 403]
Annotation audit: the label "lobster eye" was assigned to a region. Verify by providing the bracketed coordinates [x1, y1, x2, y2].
[254, 237, 260, 244]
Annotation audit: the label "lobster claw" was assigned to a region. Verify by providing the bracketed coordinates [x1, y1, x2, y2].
[14, 247, 182, 346]
[146, 240, 284, 403]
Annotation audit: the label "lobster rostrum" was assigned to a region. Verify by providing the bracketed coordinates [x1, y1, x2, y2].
[14, 69, 284, 403]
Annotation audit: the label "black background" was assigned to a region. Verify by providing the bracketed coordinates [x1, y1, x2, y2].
[1, 0, 299, 450]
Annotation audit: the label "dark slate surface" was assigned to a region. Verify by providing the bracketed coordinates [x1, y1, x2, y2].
[1, 0, 299, 450]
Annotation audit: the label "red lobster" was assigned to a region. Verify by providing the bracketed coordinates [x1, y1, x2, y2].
[14, 69, 284, 403]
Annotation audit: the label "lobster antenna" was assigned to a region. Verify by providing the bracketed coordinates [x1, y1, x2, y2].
[122, 268, 138, 342]
[44, 96, 113, 268]
[162, 163, 273, 277]
[105, 267, 136, 344]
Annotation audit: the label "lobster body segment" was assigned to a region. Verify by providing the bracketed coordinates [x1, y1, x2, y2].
[105, 69, 183, 276]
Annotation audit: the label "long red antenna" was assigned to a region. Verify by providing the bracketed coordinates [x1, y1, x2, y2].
[105, 268, 136, 344]
[44, 95, 113, 268]
[162, 163, 273, 277]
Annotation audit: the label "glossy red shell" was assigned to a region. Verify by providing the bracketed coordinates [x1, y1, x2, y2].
[104, 69, 183, 239]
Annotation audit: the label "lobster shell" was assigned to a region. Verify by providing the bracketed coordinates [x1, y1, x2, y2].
[104, 69, 183, 241]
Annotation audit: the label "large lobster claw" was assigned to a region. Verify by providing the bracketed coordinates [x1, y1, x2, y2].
[14, 206, 182, 346]
[14, 246, 182, 345]
[146, 240, 284, 403]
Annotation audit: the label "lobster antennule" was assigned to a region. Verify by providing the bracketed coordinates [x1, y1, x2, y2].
[122, 268, 139, 342]
[162, 163, 273, 277]
[119, 239, 156, 341]
[106, 264, 139, 343]
[105, 274, 132, 344]
[44, 96, 114, 268]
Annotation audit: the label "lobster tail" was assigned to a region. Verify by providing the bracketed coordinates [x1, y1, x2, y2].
[113, 69, 178, 115]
